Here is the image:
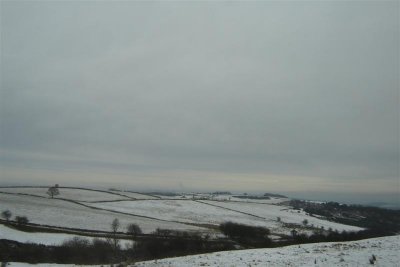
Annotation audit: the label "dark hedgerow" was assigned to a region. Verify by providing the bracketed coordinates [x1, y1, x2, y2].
[220, 221, 271, 247]
[15, 216, 29, 225]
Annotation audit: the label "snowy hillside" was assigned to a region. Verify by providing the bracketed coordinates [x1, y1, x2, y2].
[0, 193, 203, 233]
[199, 200, 362, 233]
[0, 224, 132, 248]
[134, 235, 400, 267]
[0, 224, 79, 246]
[0, 187, 362, 237]
[88, 199, 273, 227]
[5, 235, 399, 266]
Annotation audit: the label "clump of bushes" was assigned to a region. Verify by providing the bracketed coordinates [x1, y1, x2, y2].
[1, 210, 12, 222]
[56, 237, 116, 264]
[1, 210, 29, 226]
[220, 222, 271, 247]
[15, 216, 29, 225]
[134, 231, 233, 260]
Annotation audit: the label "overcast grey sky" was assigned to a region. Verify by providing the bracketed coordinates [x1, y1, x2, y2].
[1, 1, 399, 198]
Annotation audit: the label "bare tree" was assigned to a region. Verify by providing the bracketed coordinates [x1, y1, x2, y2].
[109, 218, 120, 260]
[112, 218, 120, 234]
[291, 229, 298, 238]
[127, 223, 142, 248]
[47, 185, 60, 198]
[1, 210, 12, 222]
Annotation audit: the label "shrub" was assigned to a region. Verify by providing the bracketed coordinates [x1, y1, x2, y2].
[219, 222, 271, 247]
[220, 222, 270, 239]
[47, 186, 60, 198]
[1, 210, 12, 222]
[15, 216, 29, 225]
[127, 223, 142, 237]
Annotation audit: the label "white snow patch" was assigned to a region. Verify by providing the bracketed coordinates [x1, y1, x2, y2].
[134, 235, 400, 267]
[5, 236, 399, 267]
[0, 224, 77, 246]
[88, 200, 274, 228]
[0, 224, 132, 247]
[200, 200, 362, 233]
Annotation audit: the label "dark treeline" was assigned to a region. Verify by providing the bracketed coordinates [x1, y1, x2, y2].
[234, 195, 271, 200]
[290, 200, 400, 234]
[0, 238, 116, 264]
[219, 221, 395, 249]
[0, 230, 235, 264]
[1, 226, 394, 264]
[278, 228, 395, 247]
[220, 221, 271, 247]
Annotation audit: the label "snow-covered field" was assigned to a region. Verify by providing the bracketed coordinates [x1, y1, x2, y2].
[134, 235, 400, 267]
[0, 224, 132, 248]
[1, 187, 362, 237]
[0, 193, 204, 233]
[2, 187, 398, 266]
[0, 224, 81, 246]
[87, 199, 361, 236]
[88, 200, 274, 227]
[199, 200, 362, 233]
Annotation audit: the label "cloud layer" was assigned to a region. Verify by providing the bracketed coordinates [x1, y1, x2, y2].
[1, 1, 398, 195]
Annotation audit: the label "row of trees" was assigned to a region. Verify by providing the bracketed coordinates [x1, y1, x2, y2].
[220, 221, 271, 247]
[108, 219, 142, 250]
[1, 210, 29, 225]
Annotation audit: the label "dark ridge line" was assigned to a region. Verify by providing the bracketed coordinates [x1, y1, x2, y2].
[78, 199, 135, 203]
[0, 191, 133, 204]
[0, 186, 49, 188]
[49, 186, 138, 200]
[118, 190, 162, 199]
[0, 186, 137, 201]
[0, 186, 287, 205]
[195, 200, 267, 220]
[0, 191, 48, 199]
[0, 221, 219, 241]
[201, 198, 289, 206]
[0, 219, 120, 237]
[83, 198, 186, 203]
[0, 191, 132, 203]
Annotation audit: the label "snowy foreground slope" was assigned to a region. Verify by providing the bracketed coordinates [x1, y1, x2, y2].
[6, 236, 400, 267]
[134, 235, 400, 267]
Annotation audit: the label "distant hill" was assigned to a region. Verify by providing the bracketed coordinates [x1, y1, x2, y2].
[264, 192, 287, 198]
[212, 191, 232, 195]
